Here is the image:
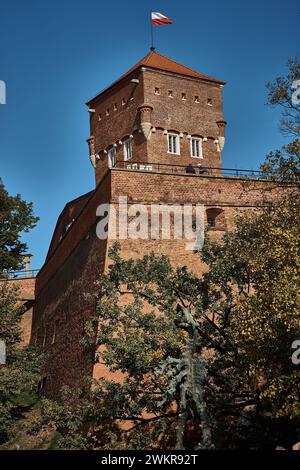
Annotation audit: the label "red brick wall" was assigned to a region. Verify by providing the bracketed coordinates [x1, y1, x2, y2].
[32, 174, 112, 397]
[111, 169, 282, 207]
[90, 68, 225, 186]
[104, 169, 285, 274]
[0, 277, 35, 347]
[143, 69, 224, 169]
[32, 229, 107, 398]
[31, 167, 289, 397]
[46, 191, 93, 261]
[89, 70, 146, 185]
[35, 172, 111, 295]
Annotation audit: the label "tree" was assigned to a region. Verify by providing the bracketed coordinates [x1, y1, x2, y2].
[0, 179, 38, 275]
[261, 58, 300, 183]
[78, 244, 221, 449]
[39, 387, 93, 450]
[39, 60, 300, 450]
[0, 179, 41, 444]
[0, 283, 42, 443]
[266, 57, 300, 137]
[201, 194, 300, 448]
[78, 197, 299, 449]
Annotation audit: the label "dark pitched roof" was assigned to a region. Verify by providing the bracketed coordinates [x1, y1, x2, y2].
[45, 190, 94, 261]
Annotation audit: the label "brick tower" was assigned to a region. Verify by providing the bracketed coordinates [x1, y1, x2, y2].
[31, 51, 283, 398]
[86, 51, 226, 185]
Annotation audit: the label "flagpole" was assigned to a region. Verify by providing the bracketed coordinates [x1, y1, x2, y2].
[150, 10, 155, 51]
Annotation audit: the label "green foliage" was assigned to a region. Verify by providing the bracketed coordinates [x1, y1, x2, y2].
[261, 140, 300, 183]
[33, 57, 300, 450]
[0, 181, 41, 444]
[0, 283, 42, 443]
[39, 388, 90, 449]
[261, 57, 300, 182]
[0, 180, 38, 275]
[201, 193, 300, 446]
[80, 187, 299, 449]
[55, 190, 299, 449]
[266, 57, 300, 137]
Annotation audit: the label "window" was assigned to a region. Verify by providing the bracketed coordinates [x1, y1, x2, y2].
[155, 87, 160, 95]
[206, 208, 226, 230]
[191, 137, 203, 158]
[122, 98, 126, 106]
[114, 103, 117, 111]
[182, 93, 186, 101]
[123, 139, 132, 161]
[98, 113, 102, 121]
[167, 133, 180, 155]
[194, 96, 200, 103]
[106, 108, 109, 116]
[207, 98, 212, 106]
[168, 90, 173, 98]
[108, 147, 117, 168]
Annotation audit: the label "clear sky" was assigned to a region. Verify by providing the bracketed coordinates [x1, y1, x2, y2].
[0, 0, 299, 270]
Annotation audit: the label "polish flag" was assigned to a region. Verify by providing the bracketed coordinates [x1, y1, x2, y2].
[151, 12, 173, 26]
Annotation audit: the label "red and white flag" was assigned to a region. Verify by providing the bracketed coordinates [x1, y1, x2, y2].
[151, 12, 173, 26]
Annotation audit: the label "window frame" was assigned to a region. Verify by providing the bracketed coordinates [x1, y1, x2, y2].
[108, 147, 117, 168]
[190, 137, 203, 159]
[167, 133, 180, 155]
[123, 139, 132, 161]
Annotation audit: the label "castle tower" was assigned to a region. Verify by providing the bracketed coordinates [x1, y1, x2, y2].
[86, 51, 226, 185]
[31, 52, 282, 398]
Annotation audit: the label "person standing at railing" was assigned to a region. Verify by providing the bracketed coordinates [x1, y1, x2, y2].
[185, 163, 196, 174]
[198, 164, 209, 175]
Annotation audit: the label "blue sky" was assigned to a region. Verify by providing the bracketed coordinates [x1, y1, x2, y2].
[0, 0, 299, 269]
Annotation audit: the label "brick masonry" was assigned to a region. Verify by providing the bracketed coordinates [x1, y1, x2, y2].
[31, 52, 291, 398]
[88, 52, 225, 186]
[0, 277, 35, 347]
[32, 168, 288, 397]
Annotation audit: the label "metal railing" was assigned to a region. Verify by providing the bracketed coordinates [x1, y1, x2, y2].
[1, 269, 40, 280]
[114, 161, 264, 179]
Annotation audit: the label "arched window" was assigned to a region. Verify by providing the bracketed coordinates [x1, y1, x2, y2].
[206, 208, 226, 230]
